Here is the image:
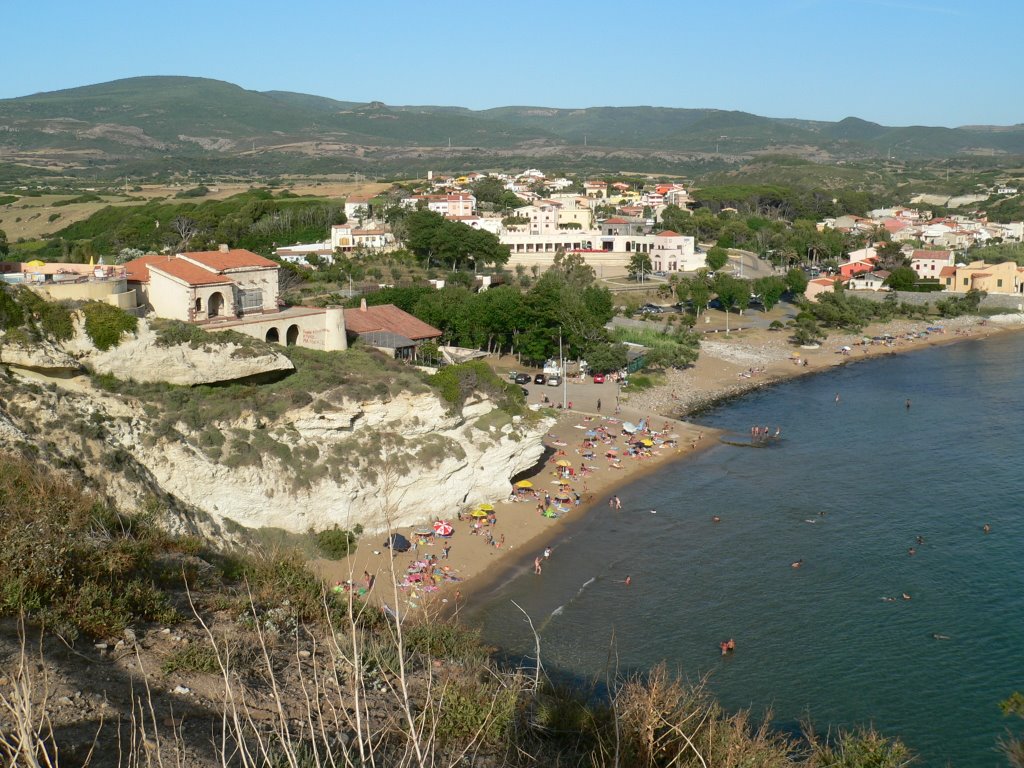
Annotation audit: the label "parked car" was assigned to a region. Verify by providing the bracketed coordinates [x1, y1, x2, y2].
[547, 375, 561, 387]
[514, 373, 532, 385]
[534, 373, 547, 385]
[507, 370, 519, 381]
[638, 303, 666, 315]
[652, 270, 667, 277]
[593, 373, 606, 384]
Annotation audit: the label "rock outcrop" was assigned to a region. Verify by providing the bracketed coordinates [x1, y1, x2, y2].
[81, 322, 294, 385]
[0, 365, 550, 539]
[2, 315, 294, 385]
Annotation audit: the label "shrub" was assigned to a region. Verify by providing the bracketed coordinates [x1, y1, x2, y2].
[160, 642, 221, 675]
[0, 454, 178, 639]
[81, 301, 137, 350]
[315, 525, 362, 559]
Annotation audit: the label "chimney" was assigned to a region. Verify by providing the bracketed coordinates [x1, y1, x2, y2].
[359, 298, 367, 312]
[218, 243, 229, 253]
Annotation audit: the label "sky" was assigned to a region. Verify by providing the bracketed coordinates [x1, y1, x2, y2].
[5, 0, 1023, 128]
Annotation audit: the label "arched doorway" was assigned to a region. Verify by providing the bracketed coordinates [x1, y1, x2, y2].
[265, 327, 280, 343]
[207, 291, 224, 318]
[286, 324, 299, 346]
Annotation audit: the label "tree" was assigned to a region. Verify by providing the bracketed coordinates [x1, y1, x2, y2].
[584, 341, 628, 373]
[661, 204, 691, 234]
[791, 315, 825, 346]
[0, 228, 8, 258]
[785, 268, 809, 295]
[705, 246, 729, 272]
[171, 216, 198, 251]
[752, 275, 787, 311]
[681, 275, 711, 316]
[884, 267, 918, 291]
[876, 241, 908, 271]
[626, 252, 653, 281]
[712, 274, 751, 333]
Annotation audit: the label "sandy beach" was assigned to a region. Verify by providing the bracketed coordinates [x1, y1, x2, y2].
[317, 313, 1020, 616]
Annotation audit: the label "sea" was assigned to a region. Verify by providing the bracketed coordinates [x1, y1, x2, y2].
[467, 332, 1024, 767]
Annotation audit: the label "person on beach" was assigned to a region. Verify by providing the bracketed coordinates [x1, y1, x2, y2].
[442, 544, 451, 560]
[543, 547, 552, 559]
[497, 534, 505, 549]
[597, 398, 601, 412]
[614, 496, 622, 510]
[608, 497, 615, 509]
[534, 557, 543, 575]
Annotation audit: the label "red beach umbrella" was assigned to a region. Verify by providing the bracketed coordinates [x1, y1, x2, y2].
[433, 520, 454, 537]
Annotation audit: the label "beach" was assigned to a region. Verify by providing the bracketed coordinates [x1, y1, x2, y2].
[318, 312, 1021, 615]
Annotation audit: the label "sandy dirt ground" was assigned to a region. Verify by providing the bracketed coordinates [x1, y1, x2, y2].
[318, 313, 1020, 618]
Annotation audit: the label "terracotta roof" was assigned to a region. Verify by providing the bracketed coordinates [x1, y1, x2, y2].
[656, 230, 681, 237]
[353, 229, 386, 235]
[123, 254, 171, 283]
[604, 217, 629, 224]
[149, 260, 233, 287]
[181, 249, 277, 271]
[912, 249, 952, 260]
[344, 303, 442, 341]
[939, 266, 956, 277]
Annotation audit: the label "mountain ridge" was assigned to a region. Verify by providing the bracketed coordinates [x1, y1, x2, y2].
[2, 76, 1023, 174]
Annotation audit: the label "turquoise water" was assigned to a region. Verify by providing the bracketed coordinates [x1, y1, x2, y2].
[469, 333, 1024, 766]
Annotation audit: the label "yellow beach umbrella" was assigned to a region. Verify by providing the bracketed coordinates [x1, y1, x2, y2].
[26, 260, 45, 268]
[478, 503, 495, 512]
[515, 480, 533, 489]
[555, 459, 571, 467]
[640, 438, 654, 447]
[470, 509, 489, 518]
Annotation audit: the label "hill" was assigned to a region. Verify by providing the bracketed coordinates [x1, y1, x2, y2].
[3, 76, 1024, 177]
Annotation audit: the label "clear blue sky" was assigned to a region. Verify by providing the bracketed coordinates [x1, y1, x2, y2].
[6, 0, 1022, 127]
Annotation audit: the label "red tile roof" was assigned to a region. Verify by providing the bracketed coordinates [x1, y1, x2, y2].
[344, 303, 442, 341]
[604, 217, 629, 224]
[182, 249, 277, 271]
[123, 254, 172, 283]
[939, 266, 956, 277]
[656, 230, 681, 237]
[911, 249, 952, 260]
[149, 260, 233, 287]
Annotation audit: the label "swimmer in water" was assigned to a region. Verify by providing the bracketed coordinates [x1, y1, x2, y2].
[791, 559, 804, 569]
[916, 535, 924, 545]
[624, 575, 632, 586]
[711, 515, 721, 523]
[983, 523, 991, 534]
[902, 593, 912, 601]
[908, 547, 916, 556]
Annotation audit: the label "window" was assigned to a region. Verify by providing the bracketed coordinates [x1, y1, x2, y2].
[238, 289, 263, 313]
[963, 278, 969, 286]
[997, 279, 1003, 287]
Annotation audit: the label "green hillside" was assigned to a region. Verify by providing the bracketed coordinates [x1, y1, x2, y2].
[3, 76, 1024, 176]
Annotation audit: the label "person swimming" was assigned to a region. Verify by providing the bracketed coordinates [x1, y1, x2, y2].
[791, 559, 804, 569]
[902, 592, 912, 600]
[711, 515, 721, 523]
[908, 547, 916, 556]
[983, 523, 991, 534]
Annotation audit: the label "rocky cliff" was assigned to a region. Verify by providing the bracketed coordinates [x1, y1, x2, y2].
[0, 336, 550, 538]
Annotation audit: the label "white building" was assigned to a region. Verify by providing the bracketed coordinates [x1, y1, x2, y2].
[910, 249, 954, 280]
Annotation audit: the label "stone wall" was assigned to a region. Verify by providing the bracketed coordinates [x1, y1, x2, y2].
[848, 289, 1024, 311]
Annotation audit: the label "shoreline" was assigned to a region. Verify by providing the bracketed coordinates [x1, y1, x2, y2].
[319, 314, 1023, 619]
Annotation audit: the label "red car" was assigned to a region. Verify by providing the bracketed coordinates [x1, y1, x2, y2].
[593, 373, 606, 384]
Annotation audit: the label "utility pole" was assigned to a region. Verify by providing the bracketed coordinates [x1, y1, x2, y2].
[559, 329, 566, 410]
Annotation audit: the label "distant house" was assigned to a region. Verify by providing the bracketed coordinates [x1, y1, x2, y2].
[127, 248, 279, 322]
[910, 249, 954, 280]
[951, 260, 1024, 294]
[848, 271, 890, 291]
[344, 299, 442, 359]
[805, 276, 842, 302]
[650, 231, 699, 273]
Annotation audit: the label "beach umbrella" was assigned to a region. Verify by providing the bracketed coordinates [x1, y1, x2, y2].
[414, 528, 434, 537]
[385, 533, 411, 553]
[555, 493, 571, 501]
[433, 520, 454, 537]
[622, 422, 637, 433]
[640, 438, 654, 447]
[470, 509, 489, 518]
[478, 503, 495, 512]
[515, 480, 533, 488]
[555, 459, 571, 467]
